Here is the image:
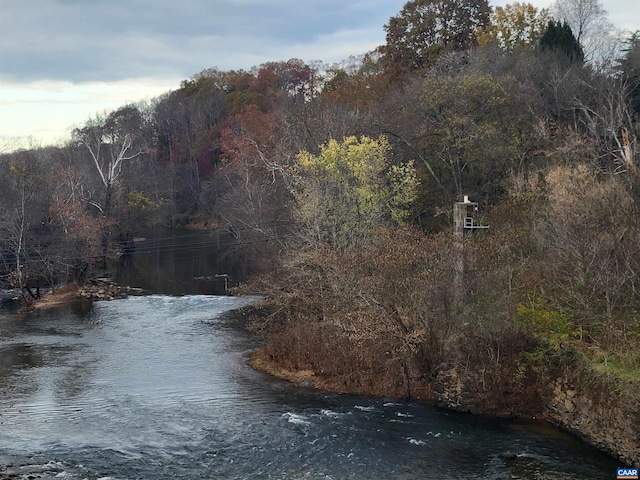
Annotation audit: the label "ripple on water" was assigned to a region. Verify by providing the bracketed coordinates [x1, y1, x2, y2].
[0, 295, 621, 479]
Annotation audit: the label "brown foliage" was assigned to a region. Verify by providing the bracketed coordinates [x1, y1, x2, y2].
[526, 165, 640, 345]
[216, 105, 294, 269]
[246, 226, 534, 404]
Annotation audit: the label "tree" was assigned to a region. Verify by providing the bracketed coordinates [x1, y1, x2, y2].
[291, 136, 419, 251]
[377, 72, 530, 206]
[72, 105, 147, 263]
[618, 31, 640, 115]
[477, 2, 552, 51]
[382, 0, 490, 74]
[73, 106, 147, 218]
[322, 53, 388, 108]
[48, 163, 102, 283]
[539, 20, 585, 65]
[570, 69, 639, 179]
[151, 89, 214, 213]
[552, 0, 615, 64]
[529, 165, 640, 345]
[0, 151, 52, 305]
[215, 105, 294, 268]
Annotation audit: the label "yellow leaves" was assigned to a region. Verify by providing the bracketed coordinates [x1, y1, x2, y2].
[294, 149, 318, 171]
[126, 191, 160, 211]
[292, 136, 419, 250]
[296, 135, 390, 179]
[477, 2, 552, 51]
[388, 161, 420, 223]
[295, 135, 387, 186]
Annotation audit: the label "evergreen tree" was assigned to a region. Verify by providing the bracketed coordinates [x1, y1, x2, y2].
[539, 20, 584, 65]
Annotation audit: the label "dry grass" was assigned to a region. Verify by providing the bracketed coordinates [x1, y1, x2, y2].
[249, 349, 319, 387]
[32, 283, 81, 309]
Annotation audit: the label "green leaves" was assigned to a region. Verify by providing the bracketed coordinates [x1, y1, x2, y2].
[416, 73, 522, 200]
[383, 0, 491, 73]
[516, 299, 576, 339]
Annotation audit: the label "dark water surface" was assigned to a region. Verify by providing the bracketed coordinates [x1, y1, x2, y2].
[114, 229, 250, 295]
[0, 295, 620, 479]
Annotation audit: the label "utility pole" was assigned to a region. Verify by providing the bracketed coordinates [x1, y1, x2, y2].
[453, 196, 489, 298]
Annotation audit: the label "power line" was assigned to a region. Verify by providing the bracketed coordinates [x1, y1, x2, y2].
[0, 225, 297, 268]
[3, 219, 292, 251]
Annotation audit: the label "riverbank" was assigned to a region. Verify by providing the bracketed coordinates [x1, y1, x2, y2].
[234, 224, 640, 468]
[241, 298, 639, 468]
[0, 289, 617, 479]
[13, 274, 637, 468]
[30, 280, 149, 310]
[249, 340, 639, 466]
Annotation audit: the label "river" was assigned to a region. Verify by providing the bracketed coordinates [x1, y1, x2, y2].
[0, 232, 622, 479]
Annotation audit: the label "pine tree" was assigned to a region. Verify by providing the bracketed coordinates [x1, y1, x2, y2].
[539, 20, 584, 65]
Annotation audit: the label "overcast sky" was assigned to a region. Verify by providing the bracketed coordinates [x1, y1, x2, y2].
[1, 0, 638, 149]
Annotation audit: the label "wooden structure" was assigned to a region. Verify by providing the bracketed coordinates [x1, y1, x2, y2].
[453, 195, 489, 237]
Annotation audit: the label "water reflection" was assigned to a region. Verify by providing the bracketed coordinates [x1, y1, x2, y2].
[0, 344, 46, 372]
[115, 228, 250, 295]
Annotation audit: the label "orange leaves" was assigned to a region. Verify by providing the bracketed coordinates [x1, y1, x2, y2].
[219, 105, 290, 182]
[477, 2, 551, 51]
[48, 164, 102, 257]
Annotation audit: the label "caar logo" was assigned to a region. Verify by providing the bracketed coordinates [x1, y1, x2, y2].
[617, 467, 639, 479]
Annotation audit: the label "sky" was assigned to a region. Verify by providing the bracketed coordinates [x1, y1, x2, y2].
[1, 0, 638, 150]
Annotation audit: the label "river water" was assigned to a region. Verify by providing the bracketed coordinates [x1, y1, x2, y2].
[0, 295, 620, 479]
[0, 231, 622, 479]
[114, 229, 250, 295]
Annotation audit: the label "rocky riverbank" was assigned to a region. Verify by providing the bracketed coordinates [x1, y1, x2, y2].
[247, 328, 639, 467]
[545, 367, 640, 467]
[33, 279, 149, 310]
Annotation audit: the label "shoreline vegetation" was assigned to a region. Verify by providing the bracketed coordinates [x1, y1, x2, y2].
[245, 296, 639, 467]
[232, 222, 640, 468]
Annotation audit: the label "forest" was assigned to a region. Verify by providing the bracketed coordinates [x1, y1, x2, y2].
[1, 0, 640, 463]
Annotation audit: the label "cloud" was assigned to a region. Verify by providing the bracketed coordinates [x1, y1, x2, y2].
[0, 0, 401, 83]
[0, 78, 178, 146]
[2, 0, 639, 86]
[0, 0, 403, 146]
[11, 0, 638, 149]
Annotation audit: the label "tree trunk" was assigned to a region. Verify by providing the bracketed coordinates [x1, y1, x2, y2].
[101, 185, 114, 268]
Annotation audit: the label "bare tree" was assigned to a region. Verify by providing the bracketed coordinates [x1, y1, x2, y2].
[0, 152, 51, 307]
[552, 0, 617, 65]
[72, 105, 147, 264]
[571, 72, 638, 177]
[73, 106, 146, 217]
